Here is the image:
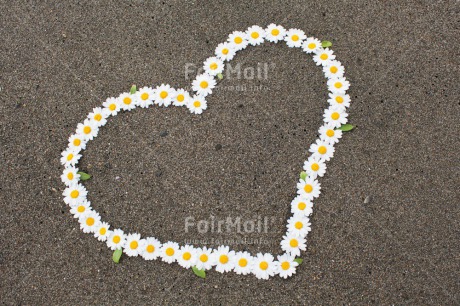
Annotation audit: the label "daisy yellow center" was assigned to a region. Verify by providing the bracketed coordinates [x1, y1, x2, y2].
[193, 101, 201, 108]
[295, 221, 303, 229]
[73, 139, 81, 146]
[99, 228, 106, 235]
[83, 126, 91, 134]
[123, 97, 132, 105]
[176, 94, 185, 102]
[271, 28, 280, 36]
[183, 252, 191, 260]
[304, 184, 313, 193]
[141, 93, 149, 100]
[200, 254, 208, 262]
[234, 36, 243, 44]
[308, 43, 316, 49]
[259, 261, 268, 270]
[130, 241, 138, 249]
[219, 255, 229, 264]
[318, 146, 327, 154]
[147, 245, 155, 253]
[331, 112, 340, 120]
[292, 34, 299, 41]
[160, 91, 168, 99]
[86, 217, 94, 226]
[238, 258, 248, 267]
[70, 190, 79, 198]
[298, 202, 306, 210]
[330, 66, 338, 73]
[67, 172, 74, 180]
[320, 54, 328, 60]
[326, 129, 335, 137]
[290, 239, 298, 247]
[210, 62, 218, 70]
[109, 103, 116, 111]
[334, 82, 342, 88]
[336, 96, 344, 103]
[94, 113, 102, 121]
[200, 81, 208, 89]
[166, 247, 175, 256]
[67, 153, 73, 161]
[281, 262, 290, 270]
[113, 236, 120, 244]
[222, 48, 229, 55]
[77, 205, 85, 213]
[311, 163, 319, 171]
[251, 32, 259, 39]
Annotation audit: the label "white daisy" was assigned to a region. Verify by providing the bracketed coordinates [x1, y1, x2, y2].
[160, 241, 179, 263]
[228, 31, 248, 51]
[313, 48, 336, 66]
[107, 229, 126, 250]
[76, 119, 99, 141]
[297, 178, 321, 200]
[215, 42, 236, 61]
[302, 37, 321, 53]
[203, 57, 224, 76]
[69, 200, 91, 218]
[139, 237, 161, 260]
[187, 95, 207, 115]
[153, 84, 173, 107]
[88, 107, 109, 127]
[102, 97, 120, 116]
[287, 215, 311, 238]
[118, 92, 137, 111]
[136, 86, 155, 108]
[319, 124, 342, 145]
[79, 210, 101, 233]
[177, 245, 198, 269]
[328, 92, 351, 108]
[253, 253, 276, 280]
[124, 233, 142, 257]
[60, 149, 81, 166]
[246, 25, 265, 46]
[281, 234, 307, 257]
[213, 246, 235, 273]
[195, 247, 215, 270]
[63, 184, 87, 206]
[265, 24, 286, 43]
[309, 139, 335, 161]
[284, 29, 306, 48]
[290, 196, 313, 217]
[94, 222, 111, 242]
[324, 106, 348, 128]
[68, 134, 86, 152]
[61, 166, 80, 186]
[277, 254, 299, 279]
[192, 74, 216, 96]
[327, 77, 350, 93]
[232, 251, 253, 275]
[172, 89, 190, 107]
[323, 60, 345, 79]
[303, 156, 327, 178]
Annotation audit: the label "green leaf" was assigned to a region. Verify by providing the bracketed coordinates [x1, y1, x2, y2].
[113, 249, 123, 263]
[337, 124, 354, 132]
[192, 266, 206, 278]
[300, 171, 307, 181]
[294, 258, 303, 265]
[217, 73, 223, 80]
[129, 85, 137, 94]
[321, 40, 332, 48]
[77, 171, 91, 181]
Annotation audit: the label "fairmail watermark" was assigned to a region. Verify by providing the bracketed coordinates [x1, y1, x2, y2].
[184, 215, 280, 234]
[185, 62, 276, 81]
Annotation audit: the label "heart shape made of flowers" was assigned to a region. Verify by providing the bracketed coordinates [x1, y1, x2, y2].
[60, 24, 351, 280]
